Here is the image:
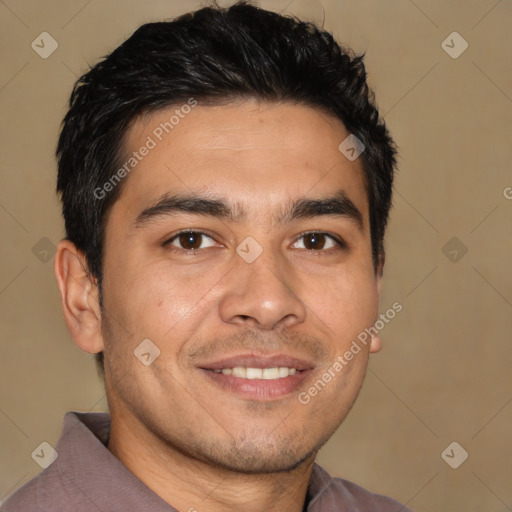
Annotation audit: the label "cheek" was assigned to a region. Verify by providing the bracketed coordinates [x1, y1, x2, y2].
[108, 258, 222, 340]
[318, 269, 379, 341]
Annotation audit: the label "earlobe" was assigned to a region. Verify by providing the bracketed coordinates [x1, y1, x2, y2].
[54, 239, 104, 354]
[369, 335, 382, 353]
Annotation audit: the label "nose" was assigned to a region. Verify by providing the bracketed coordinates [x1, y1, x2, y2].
[218, 249, 307, 330]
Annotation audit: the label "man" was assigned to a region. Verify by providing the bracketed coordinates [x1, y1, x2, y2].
[2, 1, 411, 511]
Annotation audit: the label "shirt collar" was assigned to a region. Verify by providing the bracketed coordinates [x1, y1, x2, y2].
[54, 411, 177, 511]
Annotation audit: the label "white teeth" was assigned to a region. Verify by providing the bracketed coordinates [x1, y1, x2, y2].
[215, 367, 298, 379]
[232, 367, 246, 378]
[246, 368, 263, 379]
[263, 367, 280, 379]
[278, 367, 289, 378]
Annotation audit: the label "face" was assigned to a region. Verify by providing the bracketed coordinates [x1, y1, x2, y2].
[99, 100, 381, 473]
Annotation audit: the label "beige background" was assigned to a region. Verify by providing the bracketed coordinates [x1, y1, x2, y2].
[1, 0, 511, 510]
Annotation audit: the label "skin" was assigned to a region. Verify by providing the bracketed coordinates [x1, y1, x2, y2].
[55, 100, 383, 512]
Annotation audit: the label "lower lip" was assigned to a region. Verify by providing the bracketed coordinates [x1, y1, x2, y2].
[200, 369, 312, 401]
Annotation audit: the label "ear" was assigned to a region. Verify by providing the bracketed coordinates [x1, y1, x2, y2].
[370, 251, 385, 354]
[54, 239, 104, 354]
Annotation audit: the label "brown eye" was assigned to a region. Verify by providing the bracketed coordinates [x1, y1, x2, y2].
[179, 232, 202, 249]
[168, 231, 217, 251]
[292, 232, 343, 251]
[303, 233, 327, 250]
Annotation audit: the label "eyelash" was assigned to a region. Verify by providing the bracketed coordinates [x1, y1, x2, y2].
[163, 230, 347, 254]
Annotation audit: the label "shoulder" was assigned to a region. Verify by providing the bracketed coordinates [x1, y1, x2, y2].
[0, 466, 68, 512]
[330, 476, 413, 511]
[0, 411, 102, 512]
[1, 477, 38, 512]
[310, 464, 413, 512]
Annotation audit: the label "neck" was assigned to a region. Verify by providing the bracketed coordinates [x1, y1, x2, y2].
[107, 407, 314, 512]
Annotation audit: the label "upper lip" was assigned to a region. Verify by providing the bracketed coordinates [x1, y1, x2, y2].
[198, 353, 315, 371]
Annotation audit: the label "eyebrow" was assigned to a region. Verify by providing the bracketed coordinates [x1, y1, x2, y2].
[133, 189, 364, 231]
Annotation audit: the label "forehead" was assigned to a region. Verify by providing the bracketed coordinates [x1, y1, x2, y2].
[115, 100, 369, 224]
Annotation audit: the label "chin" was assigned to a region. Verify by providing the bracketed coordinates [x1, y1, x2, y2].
[188, 430, 322, 475]
[209, 444, 317, 475]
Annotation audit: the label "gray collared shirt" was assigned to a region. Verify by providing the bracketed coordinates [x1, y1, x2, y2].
[1, 412, 413, 511]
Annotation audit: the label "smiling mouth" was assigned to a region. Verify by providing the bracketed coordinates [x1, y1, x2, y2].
[199, 361, 312, 400]
[210, 367, 299, 379]
[197, 353, 314, 399]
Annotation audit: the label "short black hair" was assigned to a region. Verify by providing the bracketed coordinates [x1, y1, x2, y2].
[56, 0, 397, 378]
